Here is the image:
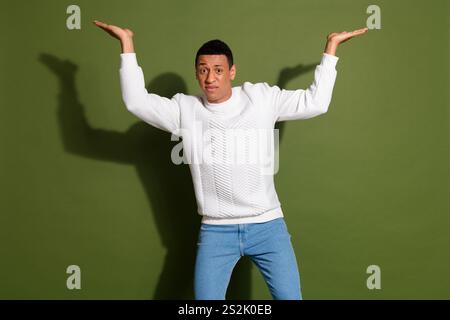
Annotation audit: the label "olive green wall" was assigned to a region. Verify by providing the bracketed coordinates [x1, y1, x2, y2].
[1, 0, 449, 299]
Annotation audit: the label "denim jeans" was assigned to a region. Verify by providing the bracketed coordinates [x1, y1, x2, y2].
[194, 217, 302, 300]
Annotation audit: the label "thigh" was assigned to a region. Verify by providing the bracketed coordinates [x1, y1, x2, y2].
[194, 223, 241, 300]
[246, 218, 302, 300]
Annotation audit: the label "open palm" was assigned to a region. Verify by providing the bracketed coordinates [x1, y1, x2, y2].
[327, 27, 368, 45]
[93, 20, 134, 40]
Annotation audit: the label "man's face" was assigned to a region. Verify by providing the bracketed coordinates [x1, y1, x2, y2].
[196, 54, 236, 104]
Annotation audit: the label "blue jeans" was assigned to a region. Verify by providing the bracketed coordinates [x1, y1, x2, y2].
[194, 217, 302, 300]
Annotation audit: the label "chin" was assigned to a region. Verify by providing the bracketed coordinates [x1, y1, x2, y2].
[204, 93, 217, 101]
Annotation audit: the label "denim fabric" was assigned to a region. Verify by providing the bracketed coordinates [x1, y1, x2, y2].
[194, 217, 302, 300]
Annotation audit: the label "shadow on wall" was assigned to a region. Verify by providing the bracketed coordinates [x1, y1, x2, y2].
[39, 53, 316, 299]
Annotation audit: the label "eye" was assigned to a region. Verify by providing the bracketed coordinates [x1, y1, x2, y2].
[215, 68, 223, 74]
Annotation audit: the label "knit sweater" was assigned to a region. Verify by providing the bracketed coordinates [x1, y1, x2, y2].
[119, 52, 339, 224]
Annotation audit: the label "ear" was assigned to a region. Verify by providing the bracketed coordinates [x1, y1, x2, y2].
[230, 64, 236, 81]
[195, 67, 199, 81]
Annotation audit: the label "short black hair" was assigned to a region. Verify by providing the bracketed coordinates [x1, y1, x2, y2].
[195, 39, 234, 69]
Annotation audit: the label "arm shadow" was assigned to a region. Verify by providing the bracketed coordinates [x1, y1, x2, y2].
[39, 53, 252, 299]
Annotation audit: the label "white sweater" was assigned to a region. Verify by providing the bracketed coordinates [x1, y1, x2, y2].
[119, 52, 339, 224]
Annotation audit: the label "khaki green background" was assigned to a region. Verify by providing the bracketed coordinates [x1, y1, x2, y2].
[1, 0, 449, 299]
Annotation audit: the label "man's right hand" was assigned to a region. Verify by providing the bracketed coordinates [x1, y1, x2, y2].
[93, 20, 135, 53]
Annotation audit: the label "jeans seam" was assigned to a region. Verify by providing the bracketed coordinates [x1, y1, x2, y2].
[239, 224, 244, 256]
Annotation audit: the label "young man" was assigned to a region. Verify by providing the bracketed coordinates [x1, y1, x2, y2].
[94, 20, 368, 300]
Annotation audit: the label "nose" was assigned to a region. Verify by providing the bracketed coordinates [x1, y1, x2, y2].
[206, 71, 215, 84]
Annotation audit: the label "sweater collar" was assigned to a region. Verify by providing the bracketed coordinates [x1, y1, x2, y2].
[201, 87, 241, 116]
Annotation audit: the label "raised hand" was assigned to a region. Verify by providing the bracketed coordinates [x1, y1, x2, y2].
[327, 27, 368, 45]
[324, 27, 369, 56]
[93, 20, 135, 53]
[93, 20, 133, 40]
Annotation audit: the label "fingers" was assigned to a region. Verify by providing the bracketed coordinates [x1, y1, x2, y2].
[93, 20, 107, 28]
[344, 27, 368, 40]
[351, 27, 369, 35]
[93, 20, 113, 31]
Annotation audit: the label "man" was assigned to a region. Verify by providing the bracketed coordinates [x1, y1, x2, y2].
[94, 19, 368, 300]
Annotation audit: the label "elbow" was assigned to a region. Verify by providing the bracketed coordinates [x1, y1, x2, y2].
[121, 94, 140, 114]
[319, 104, 329, 115]
[121, 89, 149, 114]
[125, 101, 137, 113]
[314, 97, 332, 115]
[302, 92, 330, 117]
[306, 102, 328, 117]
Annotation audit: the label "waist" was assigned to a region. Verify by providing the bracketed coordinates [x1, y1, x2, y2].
[201, 207, 283, 225]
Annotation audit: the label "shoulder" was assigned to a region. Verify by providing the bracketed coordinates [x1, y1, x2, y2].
[240, 81, 281, 97]
[170, 93, 203, 109]
[171, 92, 200, 102]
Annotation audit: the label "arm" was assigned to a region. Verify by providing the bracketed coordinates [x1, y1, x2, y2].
[93, 20, 180, 134]
[273, 53, 338, 121]
[273, 27, 369, 121]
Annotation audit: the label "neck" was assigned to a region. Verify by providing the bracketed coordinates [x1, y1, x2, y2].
[207, 88, 232, 104]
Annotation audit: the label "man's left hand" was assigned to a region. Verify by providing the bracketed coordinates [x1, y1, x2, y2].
[324, 27, 369, 56]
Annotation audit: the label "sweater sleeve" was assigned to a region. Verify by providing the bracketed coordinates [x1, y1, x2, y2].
[272, 53, 339, 122]
[119, 53, 181, 134]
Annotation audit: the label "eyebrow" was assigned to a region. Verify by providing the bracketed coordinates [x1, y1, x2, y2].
[198, 63, 224, 67]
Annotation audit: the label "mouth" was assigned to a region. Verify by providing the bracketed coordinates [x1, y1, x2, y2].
[205, 86, 218, 93]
